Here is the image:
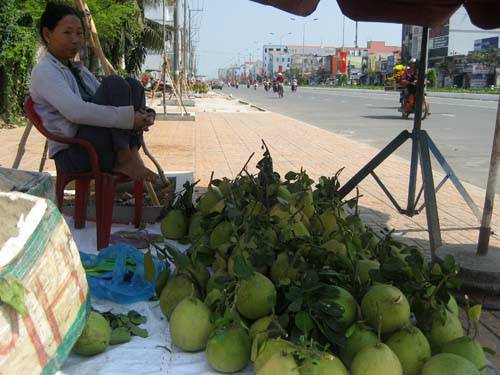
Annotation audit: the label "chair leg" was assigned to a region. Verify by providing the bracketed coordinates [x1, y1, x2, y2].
[55, 175, 66, 211]
[96, 175, 117, 250]
[73, 178, 91, 229]
[134, 180, 144, 228]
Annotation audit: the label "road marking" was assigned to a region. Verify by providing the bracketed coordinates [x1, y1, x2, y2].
[440, 114, 456, 117]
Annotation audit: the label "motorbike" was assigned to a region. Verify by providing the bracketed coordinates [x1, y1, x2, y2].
[272, 82, 278, 93]
[264, 82, 269, 92]
[277, 82, 284, 98]
[254, 83, 258, 90]
[291, 83, 297, 92]
[399, 86, 429, 120]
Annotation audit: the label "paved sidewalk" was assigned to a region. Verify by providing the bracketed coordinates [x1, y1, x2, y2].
[1, 97, 499, 364]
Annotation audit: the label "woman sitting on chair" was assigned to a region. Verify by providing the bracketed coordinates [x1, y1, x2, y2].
[30, 2, 158, 182]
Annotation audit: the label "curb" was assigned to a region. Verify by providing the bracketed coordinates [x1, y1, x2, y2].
[301, 86, 499, 102]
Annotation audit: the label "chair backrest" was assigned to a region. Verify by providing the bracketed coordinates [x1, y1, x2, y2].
[24, 96, 71, 144]
[24, 96, 101, 173]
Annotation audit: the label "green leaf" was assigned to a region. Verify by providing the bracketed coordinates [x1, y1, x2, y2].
[109, 327, 132, 345]
[430, 263, 443, 276]
[234, 255, 254, 280]
[129, 325, 148, 338]
[250, 335, 260, 362]
[295, 311, 314, 335]
[443, 255, 456, 272]
[0, 276, 27, 316]
[144, 250, 156, 282]
[483, 346, 496, 356]
[468, 304, 482, 323]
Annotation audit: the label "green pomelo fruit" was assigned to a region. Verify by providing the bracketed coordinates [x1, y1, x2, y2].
[269, 204, 292, 228]
[198, 187, 224, 214]
[321, 239, 347, 257]
[424, 310, 464, 353]
[421, 353, 480, 375]
[320, 286, 359, 327]
[361, 284, 410, 334]
[236, 272, 277, 320]
[257, 353, 300, 375]
[188, 212, 204, 238]
[73, 311, 111, 356]
[300, 354, 348, 375]
[206, 270, 231, 295]
[357, 259, 380, 283]
[351, 343, 403, 375]
[386, 326, 431, 375]
[270, 253, 298, 284]
[169, 297, 213, 352]
[160, 274, 199, 319]
[441, 336, 486, 371]
[210, 221, 234, 249]
[161, 209, 187, 240]
[340, 324, 379, 366]
[207, 326, 251, 373]
[254, 339, 296, 371]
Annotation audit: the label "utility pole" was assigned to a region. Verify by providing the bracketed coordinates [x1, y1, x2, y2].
[355, 21, 358, 48]
[183, 0, 188, 89]
[188, 8, 202, 80]
[173, 0, 179, 82]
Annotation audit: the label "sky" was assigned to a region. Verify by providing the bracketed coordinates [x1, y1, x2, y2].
[195, 0, 403, 78]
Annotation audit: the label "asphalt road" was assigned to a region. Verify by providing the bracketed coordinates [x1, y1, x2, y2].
[224, 85, 499, 190]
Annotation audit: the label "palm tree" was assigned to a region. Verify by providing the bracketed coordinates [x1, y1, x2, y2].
[124, 0, 174, 75]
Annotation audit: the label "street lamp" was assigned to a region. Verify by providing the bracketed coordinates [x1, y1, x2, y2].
[291, 17, 319, 76]
[269, 32, 292, 46]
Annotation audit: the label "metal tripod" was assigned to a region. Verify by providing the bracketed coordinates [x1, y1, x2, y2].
[337, 27, 481, 261]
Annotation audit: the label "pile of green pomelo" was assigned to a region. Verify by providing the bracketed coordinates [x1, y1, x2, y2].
[76, 144, 493, 374]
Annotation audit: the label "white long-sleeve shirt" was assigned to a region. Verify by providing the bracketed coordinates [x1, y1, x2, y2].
[29, 52, 134, 158]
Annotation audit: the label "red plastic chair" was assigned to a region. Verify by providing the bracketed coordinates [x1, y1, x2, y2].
[24, 96, 143, 250]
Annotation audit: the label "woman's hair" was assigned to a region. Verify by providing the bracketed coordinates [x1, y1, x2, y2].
[39, 2, 83, 45]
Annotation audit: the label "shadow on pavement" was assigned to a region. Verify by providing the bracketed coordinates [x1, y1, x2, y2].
[362, 115, 404, 121]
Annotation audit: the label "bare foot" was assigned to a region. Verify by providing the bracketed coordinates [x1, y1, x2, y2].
[113, 159, 159, 182]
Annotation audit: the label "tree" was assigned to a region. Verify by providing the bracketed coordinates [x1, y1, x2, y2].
[467, 48, 500, 65]
[426, 69, 437, 88]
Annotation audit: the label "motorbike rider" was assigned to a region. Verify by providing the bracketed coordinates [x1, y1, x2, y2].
[401, 59, 430, 116]
[276, 73, 284, 97]
[291, 77, 298, 91]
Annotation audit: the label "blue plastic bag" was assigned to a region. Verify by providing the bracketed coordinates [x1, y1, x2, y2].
[79, 244, 166, 304]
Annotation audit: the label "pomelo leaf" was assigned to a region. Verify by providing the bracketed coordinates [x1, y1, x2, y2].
[0, 276, 27, 316]
[295, 311, 314, 335]
[144, 250, 156, 281]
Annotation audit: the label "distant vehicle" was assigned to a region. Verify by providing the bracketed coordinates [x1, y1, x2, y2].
[324, 78, 335, 85]
[211, 81, 224, 90]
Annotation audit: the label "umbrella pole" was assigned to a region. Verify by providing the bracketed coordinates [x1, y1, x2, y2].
[477, 95, 500, 255]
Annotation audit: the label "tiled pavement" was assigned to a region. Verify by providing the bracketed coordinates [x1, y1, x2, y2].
[1, 98, 499, 366]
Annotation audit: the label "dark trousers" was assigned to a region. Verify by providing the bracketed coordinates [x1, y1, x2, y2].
[54, 76, 146, 174]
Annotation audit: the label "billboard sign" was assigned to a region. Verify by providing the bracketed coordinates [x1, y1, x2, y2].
[472, 64, 493, 74]
[474, 36, 499, 51]
[386, 55, 395, 73]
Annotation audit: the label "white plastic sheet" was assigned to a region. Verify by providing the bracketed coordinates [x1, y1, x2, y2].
[57, 219, 254, 375]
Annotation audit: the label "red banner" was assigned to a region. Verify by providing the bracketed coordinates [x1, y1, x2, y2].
[278, 65, 283, 73]
[340, 51, 347, 74]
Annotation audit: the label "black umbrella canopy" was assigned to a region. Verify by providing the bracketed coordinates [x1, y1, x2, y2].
[250, 0, 500, 29]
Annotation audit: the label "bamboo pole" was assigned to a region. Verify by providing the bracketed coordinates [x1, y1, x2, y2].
[11, 122, 33, 169]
